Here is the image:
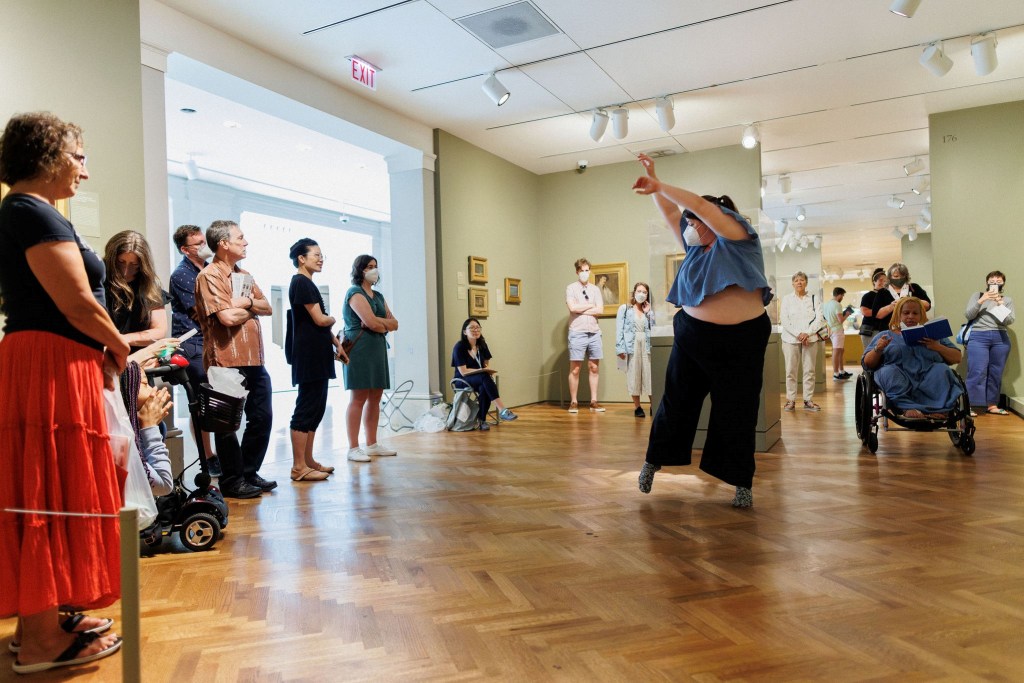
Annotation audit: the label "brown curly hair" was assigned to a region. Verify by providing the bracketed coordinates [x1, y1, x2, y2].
[0, 112, 82, 185]
[103, 230, 163, 331]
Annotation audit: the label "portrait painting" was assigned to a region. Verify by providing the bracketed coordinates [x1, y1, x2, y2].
[590, 262, 629, 317]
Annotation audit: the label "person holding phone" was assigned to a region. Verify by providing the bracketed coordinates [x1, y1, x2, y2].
[964, 271, 1015, 416]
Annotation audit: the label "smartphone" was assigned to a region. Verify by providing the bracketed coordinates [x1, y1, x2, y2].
[989, 283, 1000, 294]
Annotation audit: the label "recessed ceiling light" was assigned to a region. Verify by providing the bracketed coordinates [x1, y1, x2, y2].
[223, 120, 241, 129]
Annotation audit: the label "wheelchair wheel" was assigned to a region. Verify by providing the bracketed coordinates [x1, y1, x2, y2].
[855, 376, 866, 439]
[961, 436, 976, 456]
[867, 432, 878, 453]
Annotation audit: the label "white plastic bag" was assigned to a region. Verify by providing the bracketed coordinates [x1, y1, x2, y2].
[103, 388, 159, 530]
[207, 366, 248, 398]
[413, 413, 447, 433]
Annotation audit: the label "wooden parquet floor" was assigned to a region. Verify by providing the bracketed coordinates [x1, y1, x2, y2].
[3, 380, 1024, 682]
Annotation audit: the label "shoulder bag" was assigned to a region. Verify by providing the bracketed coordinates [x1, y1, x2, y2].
[956, 294, 981, 345]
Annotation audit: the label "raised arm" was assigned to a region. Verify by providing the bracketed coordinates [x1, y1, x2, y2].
[636, 154, 683, 237]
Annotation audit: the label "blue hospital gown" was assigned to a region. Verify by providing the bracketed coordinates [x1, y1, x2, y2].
[861, 331, 963, 413]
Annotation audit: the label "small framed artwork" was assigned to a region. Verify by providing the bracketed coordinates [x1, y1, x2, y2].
[590, 261, 629, 317]
[468, 256, 488, 284]
[469, 287, 489, 317]
[504, 277, 522, 304]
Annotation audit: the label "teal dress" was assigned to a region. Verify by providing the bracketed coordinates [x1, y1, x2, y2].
[341, 285, 390, 390]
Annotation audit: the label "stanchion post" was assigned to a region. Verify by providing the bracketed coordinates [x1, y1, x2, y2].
[119, 507, 142, 683]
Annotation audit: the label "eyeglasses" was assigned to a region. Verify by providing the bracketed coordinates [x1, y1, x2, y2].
[466, 325, 482, 331]
[65, 151, 88, 166]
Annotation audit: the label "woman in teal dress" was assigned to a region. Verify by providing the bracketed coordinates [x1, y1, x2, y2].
[342, 254, 399, 461]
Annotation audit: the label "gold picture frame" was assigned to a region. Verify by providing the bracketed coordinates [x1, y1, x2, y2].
[469, 286, 489, 317]
[468, 256, 488, 284]
[504, 277, 522, 304]
[591, 262, 629, 317]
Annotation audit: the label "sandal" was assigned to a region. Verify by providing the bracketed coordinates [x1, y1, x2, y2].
[12, 632, 122, 674]
[308, 460, 335, 474]
[987, 407, 1009, 415]
[9, 613, 113, 654]
[290, 466, 330, 482]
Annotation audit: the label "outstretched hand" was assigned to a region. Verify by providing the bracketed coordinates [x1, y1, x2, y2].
[637, 153, 658, 177]
[632, 176, 659, 195]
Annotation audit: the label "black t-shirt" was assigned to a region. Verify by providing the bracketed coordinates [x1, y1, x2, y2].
[285, 274, 336, 385]
[872, 283, 931, 331]
[859, 290, 879, 333]
[105, 280, 170, 350]
[0, 193, 106, 350]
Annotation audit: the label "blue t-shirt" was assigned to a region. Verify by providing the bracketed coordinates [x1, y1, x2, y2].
[666, 205, 773, 308]
[451, 342, 491, 378]
[0, 193, 106, 350]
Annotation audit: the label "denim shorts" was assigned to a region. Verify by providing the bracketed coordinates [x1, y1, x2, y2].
[568, 330, 603, 361]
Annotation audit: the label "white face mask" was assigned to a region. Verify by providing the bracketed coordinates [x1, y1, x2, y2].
[196, 245, 214, 261]
[364, 268, 380, 284]
[634, 291, 647, 303]
[682, 225, 702, 246]
[578, 270, 590, 284]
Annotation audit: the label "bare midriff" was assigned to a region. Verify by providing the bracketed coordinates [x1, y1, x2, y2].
[683, 285, 766, 325]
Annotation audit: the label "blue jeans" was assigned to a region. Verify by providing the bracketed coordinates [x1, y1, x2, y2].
[965, 329, 1010, 407]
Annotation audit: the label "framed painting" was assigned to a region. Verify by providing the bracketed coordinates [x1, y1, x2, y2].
[469, 286, 489, 317]
[504, 277, 522, 304]
[591, 261, 629, 317]
[468, 256, 488, 284]
[665, 252, 685, 298]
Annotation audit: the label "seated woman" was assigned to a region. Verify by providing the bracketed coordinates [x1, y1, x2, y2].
[861, 297, 963, 419]
[119, 362, 174, 496]
[451, 318, 517, 431]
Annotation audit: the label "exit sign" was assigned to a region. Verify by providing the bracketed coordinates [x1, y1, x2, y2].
[347, 55, 380, 91]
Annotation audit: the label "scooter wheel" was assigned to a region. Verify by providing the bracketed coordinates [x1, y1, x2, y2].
[179, 512, 220, 551]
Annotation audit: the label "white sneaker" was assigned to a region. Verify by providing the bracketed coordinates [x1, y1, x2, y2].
[347, 447, 371, 462]
[365, 442, 397, 457]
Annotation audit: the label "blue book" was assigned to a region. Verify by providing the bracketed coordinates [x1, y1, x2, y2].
[900, 317, 953, 345]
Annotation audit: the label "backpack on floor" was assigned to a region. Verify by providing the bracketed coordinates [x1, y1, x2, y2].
[446, 378, 480, 432]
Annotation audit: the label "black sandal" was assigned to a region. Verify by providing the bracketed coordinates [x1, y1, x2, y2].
[12, 631, 122, 674]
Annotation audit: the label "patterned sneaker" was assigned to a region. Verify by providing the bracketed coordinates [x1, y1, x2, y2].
[498, 408, 518, 421]
[347, 447, 371, 462]
[803, 401, 821, 412]
[478, 422, 490, 431]
[638, 462, 660, 494]
[784, 401, 796, 412]
[732, 486, 753, 508]
[589, 401, 606, 412]
[568, 402, 579, 414]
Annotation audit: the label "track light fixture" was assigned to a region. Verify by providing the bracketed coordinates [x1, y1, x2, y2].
[889, 0, 921, 18]
[761, 177, 767, 198]
[892, 227, 904, 240]
[917, 216, 931, 231]
[795, 206, 806, 221]
[610, 108, 629, 139]
[920, 43, 953, 77]
[775, 218, 788, 236]
[887, 195, 906, 210]
[912, 179, 929, 195]
[185, 157, 200, 181]
[482, 73, 510, 106]
[903, 157, 926, 176]
[971, 33, 998, 76]
[741, 124, 760, 149]
[779, 174, 791, 194]
[655, 97, 675, 133]
[589, 109, 609, 142]
[921, 206, 932, 223]
[907, 226, 918, 241]
[813, 235, 822, 249]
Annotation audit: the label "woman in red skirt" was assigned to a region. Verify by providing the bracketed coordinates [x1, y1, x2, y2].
[0, 113, 129, 673]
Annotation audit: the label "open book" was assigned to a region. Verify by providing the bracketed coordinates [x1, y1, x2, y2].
[900, 317, 953, 346]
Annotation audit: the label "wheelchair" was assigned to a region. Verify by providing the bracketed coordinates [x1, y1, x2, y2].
[854, 367, 976, 456]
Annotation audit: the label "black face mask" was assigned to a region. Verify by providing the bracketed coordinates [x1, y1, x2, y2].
[889, 277, 907, 288]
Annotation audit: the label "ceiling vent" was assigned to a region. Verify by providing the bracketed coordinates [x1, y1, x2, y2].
[642, 149, 679, 158]
[457, 1, 560, 49]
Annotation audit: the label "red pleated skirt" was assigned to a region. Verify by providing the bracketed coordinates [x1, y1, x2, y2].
[0, 331, 122, 618]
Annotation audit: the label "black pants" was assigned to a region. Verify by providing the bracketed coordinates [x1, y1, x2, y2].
[180, 338, 208, 390]
[215, 365, 273, 485]
[290, 379, 329, 432]
[645, 310, 771, 489]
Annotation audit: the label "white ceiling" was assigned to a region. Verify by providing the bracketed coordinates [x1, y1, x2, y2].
[158, 0, 1024, 274]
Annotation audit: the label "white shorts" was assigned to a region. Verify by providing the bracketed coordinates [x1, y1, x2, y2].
[830, 331, 845, 349]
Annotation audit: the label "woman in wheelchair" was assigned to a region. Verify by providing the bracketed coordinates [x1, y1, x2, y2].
[861, 297, 963, 420]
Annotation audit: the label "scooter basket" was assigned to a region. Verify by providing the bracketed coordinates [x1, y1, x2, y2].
[198, 383, 246, 433]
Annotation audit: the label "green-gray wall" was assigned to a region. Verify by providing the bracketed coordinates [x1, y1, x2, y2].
[930, 101, 1024, 399]
[436, 135, 760, 405]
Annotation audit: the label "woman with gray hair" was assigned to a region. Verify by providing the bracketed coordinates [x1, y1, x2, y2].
[872, 262, 931, 333]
